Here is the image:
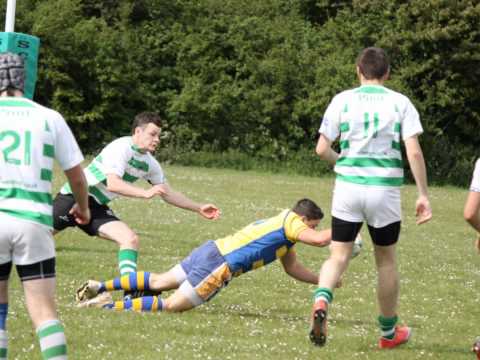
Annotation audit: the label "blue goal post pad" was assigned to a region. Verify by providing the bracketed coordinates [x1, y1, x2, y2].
[0, 32, 40, 99]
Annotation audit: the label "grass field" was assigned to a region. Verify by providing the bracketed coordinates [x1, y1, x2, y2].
[6, 165, 480, 359]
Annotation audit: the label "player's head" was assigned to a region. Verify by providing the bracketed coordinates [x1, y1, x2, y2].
[292, 198, 324, 229]
[131, 112, 162, 153]
[356, 47, 390, 81]
[0, 52, 25, 96]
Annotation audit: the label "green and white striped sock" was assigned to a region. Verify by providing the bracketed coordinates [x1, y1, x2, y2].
[118, 248, 138, 276]
[313, 287, 333, 304]
[36, 319, 67, 360]
[0, 329, 7, 360]
[378, 315, 398, 340]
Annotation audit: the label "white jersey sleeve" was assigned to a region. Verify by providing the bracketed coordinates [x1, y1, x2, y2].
[401, 98, 423, 140]
[146, 158, 166, 185]
[319, 94, 343, 141]
[50, 111, 84, 170]
[470, 159, 480, 192]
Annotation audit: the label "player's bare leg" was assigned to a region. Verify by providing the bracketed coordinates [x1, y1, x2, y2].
[24, 278, 68, 358]
[373, 244, 398, 317]
[310, 241, 353, 346]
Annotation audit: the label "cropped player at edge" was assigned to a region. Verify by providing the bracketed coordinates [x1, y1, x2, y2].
[52, 112, 220, 288]
[0, 53, 90, 360]
[463, 158, 480, 358]
[76, 199, 333, 313]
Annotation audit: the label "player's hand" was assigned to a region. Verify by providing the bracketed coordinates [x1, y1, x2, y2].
[69, 203, 91, 225]
[415, 195, 432, 225]
[144, 184, 167, 199]
[199, 204, 221, 220]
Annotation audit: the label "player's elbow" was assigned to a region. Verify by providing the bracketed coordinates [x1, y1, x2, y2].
[69, 176, 87, 191]
[316, 144, 328, 158]
[407, 150, 423, 162]
[309, 235, 330, 247]
[405, 142, 424, 163]
[464, 207, 477, 224]
[105, 180, 120, 193]
[282, 262, 297, 277]
[318, 238, 331, 247]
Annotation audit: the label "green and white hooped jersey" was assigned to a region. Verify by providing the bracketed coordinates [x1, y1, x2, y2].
[319, 85, 423, 187]
[61, 136, 166, 204]
[0, 97, 84, 228]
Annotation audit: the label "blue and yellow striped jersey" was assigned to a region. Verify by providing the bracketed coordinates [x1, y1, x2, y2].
[214, 210, 309, 277]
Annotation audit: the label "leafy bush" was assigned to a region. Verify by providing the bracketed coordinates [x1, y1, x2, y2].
[3, 0, 478, 185]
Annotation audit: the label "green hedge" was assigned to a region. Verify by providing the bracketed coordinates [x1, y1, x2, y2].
[3, 0, 479, 186]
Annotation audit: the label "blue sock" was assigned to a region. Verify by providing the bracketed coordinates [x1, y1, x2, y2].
[0, 304, 7, 330]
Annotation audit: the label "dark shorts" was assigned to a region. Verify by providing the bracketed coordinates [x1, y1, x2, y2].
[332, 216, 401, 247]
[53, 193, 120, 236]
[0, 257, 55, 282]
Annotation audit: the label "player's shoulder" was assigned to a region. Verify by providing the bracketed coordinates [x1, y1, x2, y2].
[22, 99, 64, 120]
[475, 158, 480, 170]
[145, 151, 161, 166]
[281, 209, 301, 226]
[104, 136, 132, 150]
[331, 88, 356, 102]
[382, 86, 413, 104]
[28, 101, 72, 132]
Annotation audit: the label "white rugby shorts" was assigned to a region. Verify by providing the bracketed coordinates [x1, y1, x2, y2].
[0, 212, 55, 265]
[331, 179, 401, 228]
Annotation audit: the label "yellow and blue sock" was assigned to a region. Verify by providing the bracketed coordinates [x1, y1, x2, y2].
[378, 315, 398, 340]
[104, 296, 164, 312]
[99, 271, 151, 293]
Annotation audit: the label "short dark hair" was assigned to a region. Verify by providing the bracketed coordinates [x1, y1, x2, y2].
[131, 112, 162, 134]
[356, 47, 390, 80]
[292, 198, 324, 220]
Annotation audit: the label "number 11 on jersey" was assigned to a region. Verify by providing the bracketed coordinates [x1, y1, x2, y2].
[363, 112, 379, 138]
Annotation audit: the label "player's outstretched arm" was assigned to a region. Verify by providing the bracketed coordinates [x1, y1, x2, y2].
[64, 165, 90, 225]
[280, 249, 318, 284]
[105, 174, 166, 199]
[404, 136, 432, 225]
[160, 184, 221, 220]
[297, 228, 331, 247]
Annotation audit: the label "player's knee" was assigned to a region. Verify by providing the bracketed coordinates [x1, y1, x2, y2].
[330, 252, 351, 266]
[148, 275, 164, 290]
[121, 232, 139, 249]
[162, 298, 183, 313]
[376, 256, 396, 270]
